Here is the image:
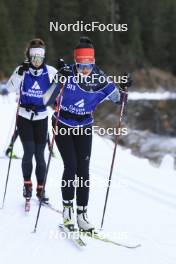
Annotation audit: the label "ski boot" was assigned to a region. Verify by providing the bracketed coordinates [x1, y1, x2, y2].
[77, 206, 95, 232]
[23, 181, 32, 212]
[63, 200, 75, 231]
[36, 185, 49, 203]
[5, 145, 18, 159]
[23, 180, 32, 199]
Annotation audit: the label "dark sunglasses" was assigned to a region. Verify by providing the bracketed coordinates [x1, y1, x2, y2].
[76, 63, 94, 70]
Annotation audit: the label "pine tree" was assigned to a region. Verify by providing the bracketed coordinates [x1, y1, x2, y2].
[0, 0, 14, 75]
[165, 0, 176, 74]
[49, 0, 81, 64]
[6, 0, 38, 65]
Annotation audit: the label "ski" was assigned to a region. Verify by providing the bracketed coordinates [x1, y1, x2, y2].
[80, 230, 141, 249]
[33, 200, 85, 248]
[38, 201, 141, 249]
[25, 198, 31, 212]
[0, 154, 21, 159]
[58, 224, 86, 249]
[32, 198, 62, 214]
[41, 201, 62, 214]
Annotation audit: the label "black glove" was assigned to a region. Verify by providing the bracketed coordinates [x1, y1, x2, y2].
[119, 73, 133, 91]
[56, 58, 71, 78]
[57, 58, 65, 72]
[118, 73, 132, 105]
[18, 59, 30, 76]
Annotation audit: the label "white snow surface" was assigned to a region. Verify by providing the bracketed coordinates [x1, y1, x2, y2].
[129, 91, 176, 100]
[0, 95, 176, 264]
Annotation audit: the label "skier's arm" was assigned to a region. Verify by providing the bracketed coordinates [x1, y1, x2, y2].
[108, 87, 121, 103]
[43, 80, 63, 106]
[6, 66, 23, 94]
[6, 60, 30, 97]
[108, 73, 133, 104]
[43, 59, 70, 106]
[46, 65, 58, 83]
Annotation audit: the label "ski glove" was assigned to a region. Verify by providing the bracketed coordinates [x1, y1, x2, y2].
[119, 73, 132, 105]
[119, 73, 133, 90]
[18, 60, 30, 76]
[57, 58, 65, 71]
[57, 58, 71, 78]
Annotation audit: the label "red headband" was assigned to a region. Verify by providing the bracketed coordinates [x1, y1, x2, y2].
[74, 48, 95, 63]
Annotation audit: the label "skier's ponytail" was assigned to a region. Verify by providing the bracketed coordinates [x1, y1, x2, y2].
[75, 36, 94, 49]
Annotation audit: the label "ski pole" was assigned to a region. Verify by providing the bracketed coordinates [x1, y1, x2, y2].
[3, 108, 17, 152]
[100, 87, 128, 229]
[33, 83, 65, 233]
[0, 60, 30, 208]
[0, 102, 20, 209]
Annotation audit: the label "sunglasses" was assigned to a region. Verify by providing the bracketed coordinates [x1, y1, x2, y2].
[31, 55, 44, 64]
[76, 63, 94, 70]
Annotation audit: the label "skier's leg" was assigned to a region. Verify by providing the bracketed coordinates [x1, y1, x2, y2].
[35, 143, 46, 185]
[17, 116, 34, 198]
[74, 126, 94, 231]
[35, 143, 49, 202]
[53, 121, 77, 227]
[21, 141, 35, 182]
[33, 117, 48, 202]
[75, 127, 92, 206]
[53, 122, 77, 201]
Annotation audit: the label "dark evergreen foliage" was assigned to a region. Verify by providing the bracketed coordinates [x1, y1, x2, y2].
[0, 0, 175, 75]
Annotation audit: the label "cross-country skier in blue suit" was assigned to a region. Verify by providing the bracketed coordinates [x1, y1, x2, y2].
[44, 37, 132, 232]
[7, 38, 57, 203]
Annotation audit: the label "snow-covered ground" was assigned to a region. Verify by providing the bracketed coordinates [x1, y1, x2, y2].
[0, 94, 176, 264]
[129, 91, 176, 100]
